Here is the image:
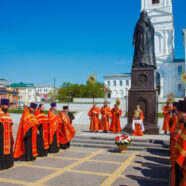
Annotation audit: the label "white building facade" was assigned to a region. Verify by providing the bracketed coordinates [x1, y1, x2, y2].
[35, 84, 54, 101]
[141, 0, 185, 98]
[103, 73, 131, 98]
[183, 28, 186, 96]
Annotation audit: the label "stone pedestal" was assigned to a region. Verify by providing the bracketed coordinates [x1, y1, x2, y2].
[124, 67, 159, 134]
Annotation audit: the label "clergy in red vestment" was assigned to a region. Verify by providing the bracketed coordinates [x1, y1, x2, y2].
[88, 102, 100, 132]
[170, 100, 186, 186]
[48, 103, 61, 153]
[14, 102, 38, 161]
[59, 106, 75, 149]
[162, 101, 171, 134]
[0, 99, 14, 170]
[100, 101, 112, 133]
[109, 104, 122, 133]
[132, 105, 144, 136]
[35, 104, 49, 157]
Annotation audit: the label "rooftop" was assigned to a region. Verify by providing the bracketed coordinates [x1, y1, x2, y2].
[34, 84, 53, 88]
[104, 73, 131, 78]
[8, 82, 34, 88]
[0, 87, 18, 94]
[0, 79, 11, 86]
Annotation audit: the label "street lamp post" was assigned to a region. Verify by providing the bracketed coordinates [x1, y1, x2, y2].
[125, 88, 128, 117]
[67, 90, 72, 108]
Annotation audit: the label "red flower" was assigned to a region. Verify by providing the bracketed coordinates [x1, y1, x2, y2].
[115, 136, 120, 141]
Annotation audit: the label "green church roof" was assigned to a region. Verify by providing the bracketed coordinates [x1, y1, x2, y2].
[8, 82, 34, 88]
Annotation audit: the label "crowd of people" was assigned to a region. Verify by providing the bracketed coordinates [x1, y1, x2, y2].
[162, 98, 186, 186]
[88, 101, 145, 136]
[0, 99, 75, 170]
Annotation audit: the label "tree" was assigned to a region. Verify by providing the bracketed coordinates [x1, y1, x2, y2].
[57, 81, 104, 102]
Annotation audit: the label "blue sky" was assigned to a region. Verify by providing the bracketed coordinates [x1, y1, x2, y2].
[0, 0, 186, 87]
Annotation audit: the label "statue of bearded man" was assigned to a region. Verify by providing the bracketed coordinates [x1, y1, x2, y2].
[132, 10, 157, 69]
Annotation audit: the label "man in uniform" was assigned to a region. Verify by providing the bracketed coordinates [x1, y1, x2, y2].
[100, 101, 112, 133]
[88, 102, 100, 132]
[48, 103, 61, 153]
[14, 102, 38, 161]
[109, 103, 122, 133]
[132, 105, 144, 136]
[0, 99, 14, 170]
[59, 106, 75, 149]
[35, 104, 49, 157]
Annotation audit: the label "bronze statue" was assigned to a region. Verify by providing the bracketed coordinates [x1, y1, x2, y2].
[132, 10, 157, 69]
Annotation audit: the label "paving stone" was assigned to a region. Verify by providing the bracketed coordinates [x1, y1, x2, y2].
[0, 166, 55, 182]
[72, 161, 120, 174]
[70, 147, 100, 152]
[90, 154, 129, 162]
[54, 151, 91, 159]
[122, 165, 170, 179]
[0, 182, 23, 186]
[112, 177, 169, 186]
[132, 155, 170, 166]
[30, 157, 77, 168]
[45, 171, 108, 186]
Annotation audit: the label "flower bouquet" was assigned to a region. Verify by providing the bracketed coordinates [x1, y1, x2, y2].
[115, 134, 132, 152]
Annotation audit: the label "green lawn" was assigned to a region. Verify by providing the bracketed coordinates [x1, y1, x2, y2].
[8, 109, 76, 115]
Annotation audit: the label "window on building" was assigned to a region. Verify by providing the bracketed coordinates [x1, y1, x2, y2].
[152, 0, 159, 4]
[107, 81, 110, 86]
[126, 80, 129, 86]
[120, 80, 123, 86]
[114, 81, 116, 86]
[178, 84, 182, 92]
[178, 66, 182, 75]
[29, 95, 31, 100]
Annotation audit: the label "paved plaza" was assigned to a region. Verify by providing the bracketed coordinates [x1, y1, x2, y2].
[2, 112, 170, 186]
[0, 146, 170, 186]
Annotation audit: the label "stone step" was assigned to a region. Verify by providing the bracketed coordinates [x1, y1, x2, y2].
[71, 138, 169, 149]
[74, 135, 169, 144]
[71, 142, 169, 153]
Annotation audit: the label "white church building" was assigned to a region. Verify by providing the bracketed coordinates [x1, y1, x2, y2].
[104, 0, 185, 98]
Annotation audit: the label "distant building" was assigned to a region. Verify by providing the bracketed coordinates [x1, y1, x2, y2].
[8, 82, 41, 106]
[35, 84, 54, 101]
[0, 87, 19, 108]
[103, 73, 131, 98]
[0, 79, 11, 87]
[183, 28, 186, 96]
[141, 0, 185, 97]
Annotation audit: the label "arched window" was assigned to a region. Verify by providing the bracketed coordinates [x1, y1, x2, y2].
[152, 0, 159, 4]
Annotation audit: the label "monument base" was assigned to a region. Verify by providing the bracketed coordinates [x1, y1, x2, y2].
[124, 67, 159, 134]
[124, 123, 159, 135]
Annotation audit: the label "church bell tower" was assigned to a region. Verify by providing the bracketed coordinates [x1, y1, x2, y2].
[141, 0, 175, 64]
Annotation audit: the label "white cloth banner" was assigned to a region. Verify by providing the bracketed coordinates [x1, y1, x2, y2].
[132, 119, 145, 132]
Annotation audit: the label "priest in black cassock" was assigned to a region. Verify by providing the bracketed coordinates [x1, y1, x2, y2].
[60, 106, 75, 149]
[35, 104, 49, 157]
[14, 102, 39, 161]
[0, 99, 14, 170]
